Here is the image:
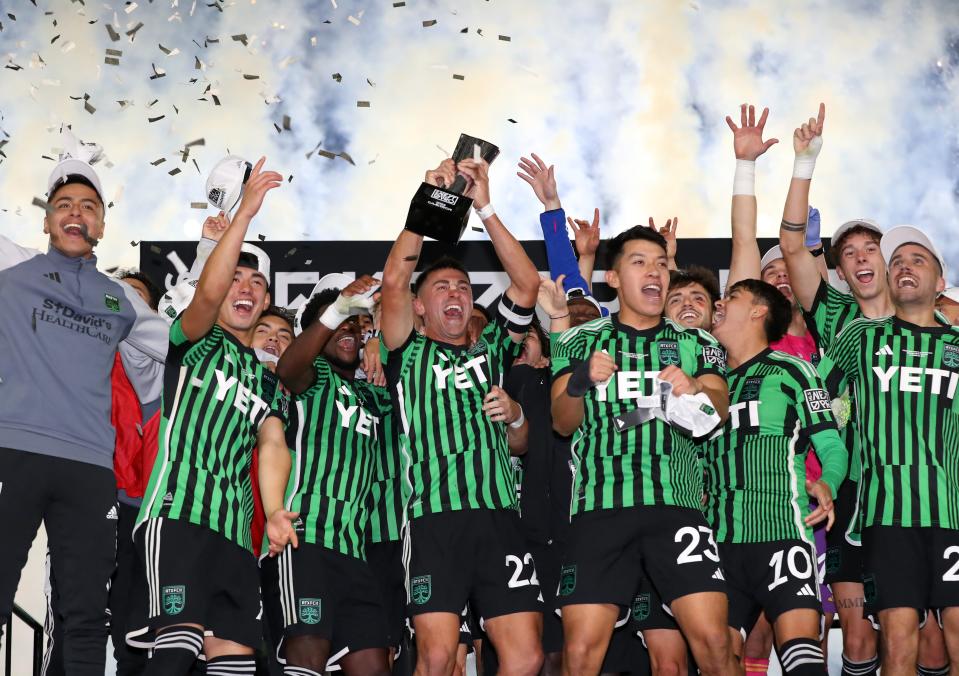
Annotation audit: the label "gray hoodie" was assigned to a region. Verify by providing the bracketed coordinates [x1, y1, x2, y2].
[0, 235, 168, 470]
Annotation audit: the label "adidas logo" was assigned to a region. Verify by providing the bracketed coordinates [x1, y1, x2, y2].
[43, 272, 61, 283]
[712, 568, 725, 581]
[105, 505, 118, 520]
[162, 492, 174, 505]
[874, 345, 894, 356]
[796, 584, 815, 596]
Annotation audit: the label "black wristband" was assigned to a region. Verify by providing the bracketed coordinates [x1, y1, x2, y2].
[810, 246, 825, 258]
[566, 360, 594, 397]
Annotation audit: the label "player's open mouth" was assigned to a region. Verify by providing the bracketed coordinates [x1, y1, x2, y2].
[443, 303, 463, 319]
[855, 269, 875, 284]
[233, 298, 254, 315]
[641, 283, 662, 300]
[336, 334, 357, 350]
[897, 275, 918, 288]
[679, 309, 700, 322]
[712, 310, 725, 327]
[62, 223, 86, 239]
[261, 344, 279, 357]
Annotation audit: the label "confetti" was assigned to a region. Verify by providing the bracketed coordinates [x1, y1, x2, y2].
[310, 36, 317, 47]
[287, 175, 293, 183]
[31, 197, 53, 213]
[185, 138, 205, 147]
[317, 150, 336, 160]
[507, 118, 518, 123]
[471, 226, 483, 233]
[357, 100, 370, 108]
[366, 78, 376, 87]
[106, 24, 121, 41]
[243, 74, 260, 80]
[499, 35, 511, 41]
[423, 19, 437, 27]
[194, 56, 204, 69]
[131, 241, 139, 247]
[124, 2, 138, 14]
[150, 157, 166, 165]
[211, 94, 221, 106]
[393, 1, 406, 6]
[61, 41, 76, 54]
[105, 56, 120, 66]
[460, 27, 468, 33]
[190, 202, 207, 209]
[84, 99, 96, 114]
[126, 22, 144, 41]
[453, 74, 465, 80]
[257, 234, 266, 241]
[232, 34, 249, 46]
[149, 63, 166, 80]
[51, 34, 60, 44]
[148, 115, 165, 123]
[348, 15, 361, 26]
[332, 72, 342, 82]
[282, 115, 291, 130]
[117, 100, 133, 108]
[168, 168, 181, 176]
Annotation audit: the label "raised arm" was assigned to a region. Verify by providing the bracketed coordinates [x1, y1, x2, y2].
[179, 157, 282, 342]
[780, 103, 827, 311]
[570, 208, 601, 286]
[158, 213, 229, 323]
[277, 276, 379, 395]
[551, 351, 617, 436]
[725, 104, 779, 293]
[647, 217, 679, 272]
[459, 158, 539, 313]
[380, 160, 455, 350]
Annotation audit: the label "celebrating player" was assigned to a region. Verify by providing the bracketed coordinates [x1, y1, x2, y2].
[380, 157, 544, 676]
[132, 158, 289, 676]
[706, 278, 848, 675]
[551, 225, 737, 676]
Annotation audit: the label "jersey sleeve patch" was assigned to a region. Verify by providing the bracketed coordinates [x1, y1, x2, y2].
[803, 388, 832, 413]
[702, 345, 726, 368]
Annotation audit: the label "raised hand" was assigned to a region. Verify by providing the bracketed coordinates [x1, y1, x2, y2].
[457, 158, 491, 209]
[425, 159, 456, 189]
[482, 385, 521, 424]
[725, 104, 779, 161]
[517, 153, 561, 211]
[235, 157, 283, 221]
[538, 274, 569, 318]
[202, 211, 230, 241]
[266, 508, 299, 556]
[588, 350, 617, 384]
[794, 102, 826, 156]
[648, 216, 678, 262]
[569, 208, 601, 257]
[658, 364, 701, 397]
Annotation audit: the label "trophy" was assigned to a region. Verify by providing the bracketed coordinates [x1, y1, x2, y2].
[404, 134, 500, 243]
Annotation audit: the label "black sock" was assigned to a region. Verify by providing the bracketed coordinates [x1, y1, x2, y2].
[206, 654, 257, 675]
[841, 653, 879, 676]
[779, 637, 826, 676]
[918, 664, 950, 676]
[284, 667, 323, 676]
[144, 627, 204, 676]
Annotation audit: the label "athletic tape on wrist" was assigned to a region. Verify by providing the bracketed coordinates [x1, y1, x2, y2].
[474, 203, 495, 220]
[732, 159, 756, 196]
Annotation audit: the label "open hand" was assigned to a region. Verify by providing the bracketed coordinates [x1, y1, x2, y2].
[725, 104, 779, 161]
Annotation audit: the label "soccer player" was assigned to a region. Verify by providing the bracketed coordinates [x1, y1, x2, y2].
[818, 224, 959, 676]
[261, 277, 392, 676]
[777, 103, 890, 676]
[380, 157, 543, 676]
[937, 288, 959, 325]
[0, 145, 168, 676]
[133, 158, 290, 676]
[666, 267, 721, 331]
[551, 225, 736, 676]
[705, 278, 848, 675]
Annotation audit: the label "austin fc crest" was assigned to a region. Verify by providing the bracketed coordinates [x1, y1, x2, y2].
[943, 344, 959, 369]
[740, 377, 763, 401]
[298, 598, 321, 625]
[632, 592, 651, 621]
[162, 585, 186, 616]
[558, 565, 577, 596]
[658, 342, 680, 366]
[411, 575, 432, 605]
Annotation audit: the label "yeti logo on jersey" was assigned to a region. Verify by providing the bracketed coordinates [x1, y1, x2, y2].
[558, 565, 577, 596]
[298, 598, 321, 625]
[595, 370, 662, 402]
[943, 344, 959, 369]
[212, 369, 271, 423]
[162, 585, 186, 615]
[658, 341, 680, 366]
[335, 400, 379, 437]
[803, 389, 832, 413]
[872, 366, 959, 399]
[632, 593, 650, 621]
[411, 575, 432, 605]
[741, 377, 763, 401]
[702, 346, 726, 368]
[432, 354, 489, 390]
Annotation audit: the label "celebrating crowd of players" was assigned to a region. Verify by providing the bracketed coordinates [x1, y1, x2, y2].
[1, 100, 958, 676]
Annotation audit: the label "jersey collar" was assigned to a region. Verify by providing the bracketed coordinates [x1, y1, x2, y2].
[612, 313, 664, 339]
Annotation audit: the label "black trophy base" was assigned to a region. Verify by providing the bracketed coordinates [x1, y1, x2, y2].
[404, 182, 474, 243]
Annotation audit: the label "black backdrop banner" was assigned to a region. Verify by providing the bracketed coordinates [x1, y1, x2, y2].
[139, 237, 819, 313]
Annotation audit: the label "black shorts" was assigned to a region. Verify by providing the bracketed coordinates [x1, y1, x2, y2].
[557, 506, 726, 611]
[405, 509, 543, 619]
[602, 606, 650, 675]
[131, 517, 261, 649]
[270, 542, 388, 654]
[721, 539, 822, 637]
[824, 479, 864, 585]
[530, 540, 563, 654]
[633, 571, 679, 633]
[862, 526, 959, 614]
[366, 540, 406, 650]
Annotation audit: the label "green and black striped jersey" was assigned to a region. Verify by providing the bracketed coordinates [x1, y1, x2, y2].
[138, 317, 288, 552]
[818, 316, 959, 530]
[703, 349, 847, 544]
[385, 313, 520, 519]
[366, 409, 403, 544]
[282, 357, 391, 559]
[551, 316, 726, 516]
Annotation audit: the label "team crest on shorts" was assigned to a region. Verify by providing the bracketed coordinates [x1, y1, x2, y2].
[943, 344, 959, 369]
[559, 565, 577, 596]
[411, 575, 432, 605]
[162, 585, 186, 615]
[862, 574, 877, 604]
[298, 598, 321, 625]
[632, 593, 650, 621]
[657, 342, 680, 366]
[825, 546, 841, 574]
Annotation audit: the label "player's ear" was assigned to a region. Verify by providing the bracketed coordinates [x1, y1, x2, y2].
[263, 291, 272, 310]
[605, 268, 620, 290]
[412, 296, 426, 317]
[936, 276, 946, 295]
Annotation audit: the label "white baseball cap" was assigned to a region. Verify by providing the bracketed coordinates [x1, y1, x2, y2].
[880, 225, 947, 279]
[293, 272, 357, 335]
[206, 155, 252, 211]
[237, 242, 271, 283]
[830, 218, 882, 248]
[760, 245, 783, 272]
[47, 158, 104, 203]
[939, 287, 959, 304]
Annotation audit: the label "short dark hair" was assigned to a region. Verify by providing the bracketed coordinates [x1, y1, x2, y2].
[49, 175, 103, 205]
[728, 279, 792, 343]
[413, 255, 470, 296]
[529, 314, 550, 359]
[669, 266, 721, 305]
[829, 225, 882, 267]
[259, 306, 295, 332]
[301, 288, 341, 330]
[117, 269, 161, 310]
[606, 226, 668, 269]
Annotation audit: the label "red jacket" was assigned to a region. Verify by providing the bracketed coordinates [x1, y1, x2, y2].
[111, 353, 160, 499]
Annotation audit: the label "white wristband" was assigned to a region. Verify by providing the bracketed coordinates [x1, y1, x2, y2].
[319, 305, 349, 331]
[474, 203, 495, 220]
[792, 136, 823, 180]
[732, 160, 755, 196]
[509, 406, 525, 429]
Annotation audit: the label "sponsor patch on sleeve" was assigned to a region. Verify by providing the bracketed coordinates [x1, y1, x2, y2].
[803, 388, 832, 413]
[702, 345, 726, 368]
